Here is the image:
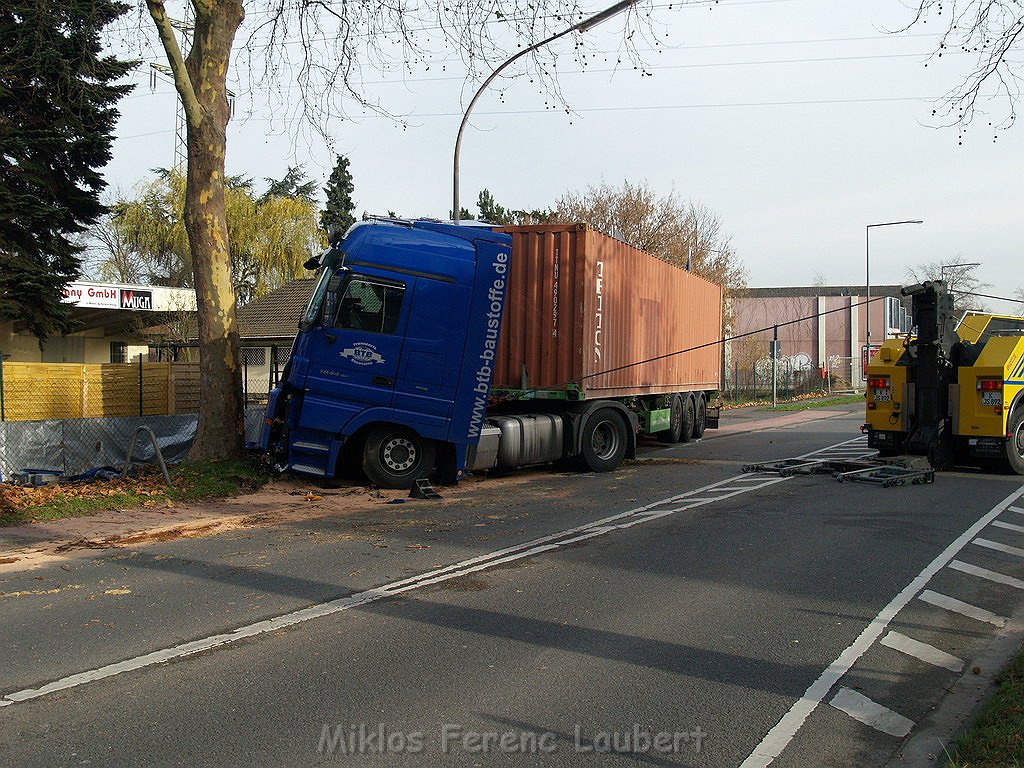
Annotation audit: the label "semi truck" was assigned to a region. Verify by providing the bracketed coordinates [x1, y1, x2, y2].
[259, 218, 723, 488]
[864, 281, 1024, 475]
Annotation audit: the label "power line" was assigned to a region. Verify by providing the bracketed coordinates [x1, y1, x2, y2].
[123, 49, 950, 99]
[953, 290, 1024, 306]
[116, 93, 957, 140]
[496, 295, 885, 402]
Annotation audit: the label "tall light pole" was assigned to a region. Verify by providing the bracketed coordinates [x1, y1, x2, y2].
[865, 220, 923, 369]
[940, 261, 981, 289]
[453, 0, 637, 223]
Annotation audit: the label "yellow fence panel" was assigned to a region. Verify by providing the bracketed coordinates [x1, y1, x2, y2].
[0, 362, 174, 421]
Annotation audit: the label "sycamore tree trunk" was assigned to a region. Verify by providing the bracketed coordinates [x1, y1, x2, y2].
[147, 0, 245, 460]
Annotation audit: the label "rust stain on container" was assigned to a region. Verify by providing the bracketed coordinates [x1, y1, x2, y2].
[494, 224, 723, 398]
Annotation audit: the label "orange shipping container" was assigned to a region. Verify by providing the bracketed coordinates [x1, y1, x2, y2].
[493, 224, 723, 398]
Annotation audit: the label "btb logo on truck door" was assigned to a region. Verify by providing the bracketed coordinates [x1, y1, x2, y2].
[340, 342, 385, 366]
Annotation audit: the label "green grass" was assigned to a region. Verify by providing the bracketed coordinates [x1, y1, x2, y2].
[0, 457, 272, 527]
[947, 645, 1024, 768]
[763, 394, 865, 411]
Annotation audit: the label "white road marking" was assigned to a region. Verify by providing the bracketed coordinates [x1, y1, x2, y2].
[1009, 506, 1024, 515]
[973, 537, 1024, 558]
[917, 590, 1008, 627]
[948, 560, 1024, 590]
[1, 436, 865, 709]
[879, 631, 963, 672]
[739, 484, 1024, 768]
[829, 687, 915, 738]
[991, 520, 1024, 534]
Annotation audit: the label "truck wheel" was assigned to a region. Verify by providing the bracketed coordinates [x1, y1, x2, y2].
[1006, 408, 1024, 476]
[680, 395, 696, 443]
[362, 426, 436, 489]
[692, 394, 707, 439]
[576, 408, 628, 472]
[657, 394, 685, 444]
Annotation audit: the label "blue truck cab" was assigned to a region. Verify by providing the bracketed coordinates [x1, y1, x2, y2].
[259, 218, 513, 486]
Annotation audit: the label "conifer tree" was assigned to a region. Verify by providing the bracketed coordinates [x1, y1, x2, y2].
[320, 155, 356, 237]
[0, 0, 135, 340]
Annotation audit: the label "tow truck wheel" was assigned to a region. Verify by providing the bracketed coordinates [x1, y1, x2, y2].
[1007, 408, 1024, 476]
[362, 426, 436, 489]
[692, 394, 707, 439]
[657, 394, 685, 444]
[576, 408, 628, 472]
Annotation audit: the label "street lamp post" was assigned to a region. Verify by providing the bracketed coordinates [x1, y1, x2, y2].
[865, 220, 923, 378]
[940, 262, 981, 289]
[453, 0, 638, 223]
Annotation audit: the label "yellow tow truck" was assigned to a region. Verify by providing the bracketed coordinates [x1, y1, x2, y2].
[865, 282, 1024, 475]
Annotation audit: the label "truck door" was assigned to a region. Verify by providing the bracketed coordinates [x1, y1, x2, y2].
[301, 273, 407, 421]
[392, 275, 466, 433]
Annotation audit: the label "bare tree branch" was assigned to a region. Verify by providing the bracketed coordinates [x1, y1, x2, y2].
[908, 0, 1024, 134]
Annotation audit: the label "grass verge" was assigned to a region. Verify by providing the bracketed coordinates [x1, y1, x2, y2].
[764, 394, 865, 411]
[0, 457, 272, 527]
[947, 644, 1024, 768]
[721, 393, 864, 411]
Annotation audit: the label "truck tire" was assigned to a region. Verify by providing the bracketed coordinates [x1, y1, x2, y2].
[362, 425, 436, 489]
[680, 395, 696, 443]
[692, 394, 707, 439]
[1006, 407, 1024, 476]
[657, 394, 685, 444]
[576, 408, 629, 472]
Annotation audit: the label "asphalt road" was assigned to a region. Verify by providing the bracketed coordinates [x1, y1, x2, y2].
[2, 405, 1024, 767]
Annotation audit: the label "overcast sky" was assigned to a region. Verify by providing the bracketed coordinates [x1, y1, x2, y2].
[105, 0, 1023, 310]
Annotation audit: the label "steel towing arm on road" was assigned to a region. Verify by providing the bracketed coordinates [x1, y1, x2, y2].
[742, 456, 935, 487]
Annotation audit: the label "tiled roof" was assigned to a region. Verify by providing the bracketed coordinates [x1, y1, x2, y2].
[236, 279, 316, 340]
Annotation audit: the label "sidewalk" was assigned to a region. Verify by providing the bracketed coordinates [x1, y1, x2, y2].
[710, 404, 858, 438]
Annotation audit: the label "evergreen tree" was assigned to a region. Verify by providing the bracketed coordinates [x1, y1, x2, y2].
[320, 155, 356, 237]
[263, 165, 317, 203]
[0, 0, 135, 340]
[477, 189, 512, 225]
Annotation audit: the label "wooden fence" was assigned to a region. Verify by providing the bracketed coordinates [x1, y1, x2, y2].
[0, 362, 202, 421]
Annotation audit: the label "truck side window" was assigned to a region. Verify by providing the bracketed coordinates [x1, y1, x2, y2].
[332, 278, 405, 335]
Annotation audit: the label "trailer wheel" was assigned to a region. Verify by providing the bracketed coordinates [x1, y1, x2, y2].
[692, 394, 707, 439]
[1006, 407, 1024, 476]
[576, 408, 628, 472]
[680, 395, 696, 443]
[362, 426, 436, 489]
[657, 394, 685, 444]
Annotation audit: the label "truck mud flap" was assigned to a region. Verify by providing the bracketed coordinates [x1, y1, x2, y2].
[706, 408, 721, 430]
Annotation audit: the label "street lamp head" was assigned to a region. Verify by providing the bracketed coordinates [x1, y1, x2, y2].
[867, 219, 924, 230]
[575, 0, 637, 31]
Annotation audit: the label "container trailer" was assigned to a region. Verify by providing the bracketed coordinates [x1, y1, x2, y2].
[259, 218, 723, 488]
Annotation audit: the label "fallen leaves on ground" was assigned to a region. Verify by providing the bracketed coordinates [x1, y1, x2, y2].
[0, 468, 169, 513]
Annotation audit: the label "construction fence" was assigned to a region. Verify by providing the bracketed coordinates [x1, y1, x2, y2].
[0, 345, 287, 481]
[0, 345, 288, 422]
[723, 345, 859, 403]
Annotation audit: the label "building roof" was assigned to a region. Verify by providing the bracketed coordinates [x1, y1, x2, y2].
[236, 279, 316, 340]
[734, 284, 905, 299]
